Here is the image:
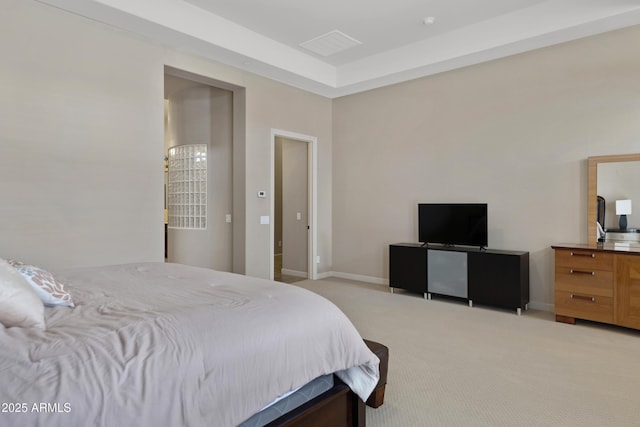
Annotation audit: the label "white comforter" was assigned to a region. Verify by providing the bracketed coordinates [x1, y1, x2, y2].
[0, 263, 379, 427]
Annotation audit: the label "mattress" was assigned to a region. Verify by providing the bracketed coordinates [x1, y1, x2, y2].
[239, 374, 334, 427]
[0, 262, 379, 427]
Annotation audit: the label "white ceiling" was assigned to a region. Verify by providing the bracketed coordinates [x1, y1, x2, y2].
[37, 0, 640, 98]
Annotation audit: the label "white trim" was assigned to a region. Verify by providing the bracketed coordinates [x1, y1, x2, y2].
[270, 129, 318, 281]
[329, 271, 388, 286]
[40, 0, 640, 98]
[316, 271, 333, 280]
[324, 272, 553, 313]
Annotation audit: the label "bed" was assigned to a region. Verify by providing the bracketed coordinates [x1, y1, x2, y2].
[0, 261, 379, 427]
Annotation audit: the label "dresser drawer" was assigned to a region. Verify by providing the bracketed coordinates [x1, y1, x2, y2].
[555, 290, 613, 323]
[555, 267, 612, 296]
[555, 249, 613, 271]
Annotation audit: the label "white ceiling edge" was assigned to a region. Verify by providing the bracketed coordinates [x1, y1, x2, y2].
[35, 0, 337, 87]
[337, 2, 640, 88]
[334, 6, 640, 97]
[35, 0, 640, 99]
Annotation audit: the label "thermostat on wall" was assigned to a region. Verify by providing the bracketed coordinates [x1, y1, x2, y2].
[257, 190, 266, 198]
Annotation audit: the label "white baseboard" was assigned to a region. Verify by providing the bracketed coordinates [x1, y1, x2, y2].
[327, 271, 388, 286]
[316, 271, 333, 280]
[324, 271, 553, 313]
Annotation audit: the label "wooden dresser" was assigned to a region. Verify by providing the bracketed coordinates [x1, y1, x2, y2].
[552, 243, 640, 330]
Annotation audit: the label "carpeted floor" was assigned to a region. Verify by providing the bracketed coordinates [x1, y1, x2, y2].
[294, 277, 640, 427]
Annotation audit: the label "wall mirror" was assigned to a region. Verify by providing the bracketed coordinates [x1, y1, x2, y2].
[587, 153, 640, 245]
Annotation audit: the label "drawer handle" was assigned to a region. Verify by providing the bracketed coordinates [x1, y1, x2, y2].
[569, 269, 595, 276]
[570, 252, 595, 258]
[570, 294, 596, 302]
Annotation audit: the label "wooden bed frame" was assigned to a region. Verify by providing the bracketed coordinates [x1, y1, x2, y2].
[266, 376, 365, 427]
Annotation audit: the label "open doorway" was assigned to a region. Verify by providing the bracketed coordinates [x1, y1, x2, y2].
[163, 67, 247, 274]
[274, 137, 308, 283]
[164, 74, 233, 271]
[270, 129, 317, 282]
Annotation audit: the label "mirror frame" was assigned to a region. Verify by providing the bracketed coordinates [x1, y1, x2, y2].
[587, 153, 640, 245]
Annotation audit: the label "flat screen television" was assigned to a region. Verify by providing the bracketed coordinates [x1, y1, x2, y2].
[418, 203, 488, 247]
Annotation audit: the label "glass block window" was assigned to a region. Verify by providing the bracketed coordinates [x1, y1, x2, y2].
[167, 144, 207, 229]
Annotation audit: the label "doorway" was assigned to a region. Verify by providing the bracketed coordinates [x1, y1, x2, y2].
[163, 67, 246, 273]
[274, 137, 307, 283]
[270, 129, 317, 282]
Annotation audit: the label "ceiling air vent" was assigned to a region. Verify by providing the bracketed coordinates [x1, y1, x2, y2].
[300, 29, 362, 57]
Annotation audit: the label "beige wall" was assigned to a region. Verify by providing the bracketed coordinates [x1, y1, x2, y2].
[332, 25, 640, 310]
[0, 1, 165, 269]
[0, 0, 333, 278]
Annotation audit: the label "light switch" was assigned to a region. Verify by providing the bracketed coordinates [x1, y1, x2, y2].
[260, 215, 270, 225]
[225, 214, 232, 223]
[296, 212, 301, 220]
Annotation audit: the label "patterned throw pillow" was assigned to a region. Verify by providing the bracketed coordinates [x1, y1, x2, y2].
[9, 261, 74, 307]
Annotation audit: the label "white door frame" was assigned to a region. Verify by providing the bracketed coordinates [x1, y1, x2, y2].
[270, 129, 317, 281]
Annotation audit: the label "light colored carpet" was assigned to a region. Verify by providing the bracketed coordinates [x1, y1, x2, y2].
[294, 278, 640, 427]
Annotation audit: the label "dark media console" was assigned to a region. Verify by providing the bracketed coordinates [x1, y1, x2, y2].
[389, 243, 530, 315]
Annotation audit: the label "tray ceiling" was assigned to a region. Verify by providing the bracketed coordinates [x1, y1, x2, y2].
[36, 0, 640, 98]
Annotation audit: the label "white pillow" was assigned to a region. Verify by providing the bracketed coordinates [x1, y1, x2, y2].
[0, 258, 46, 329]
